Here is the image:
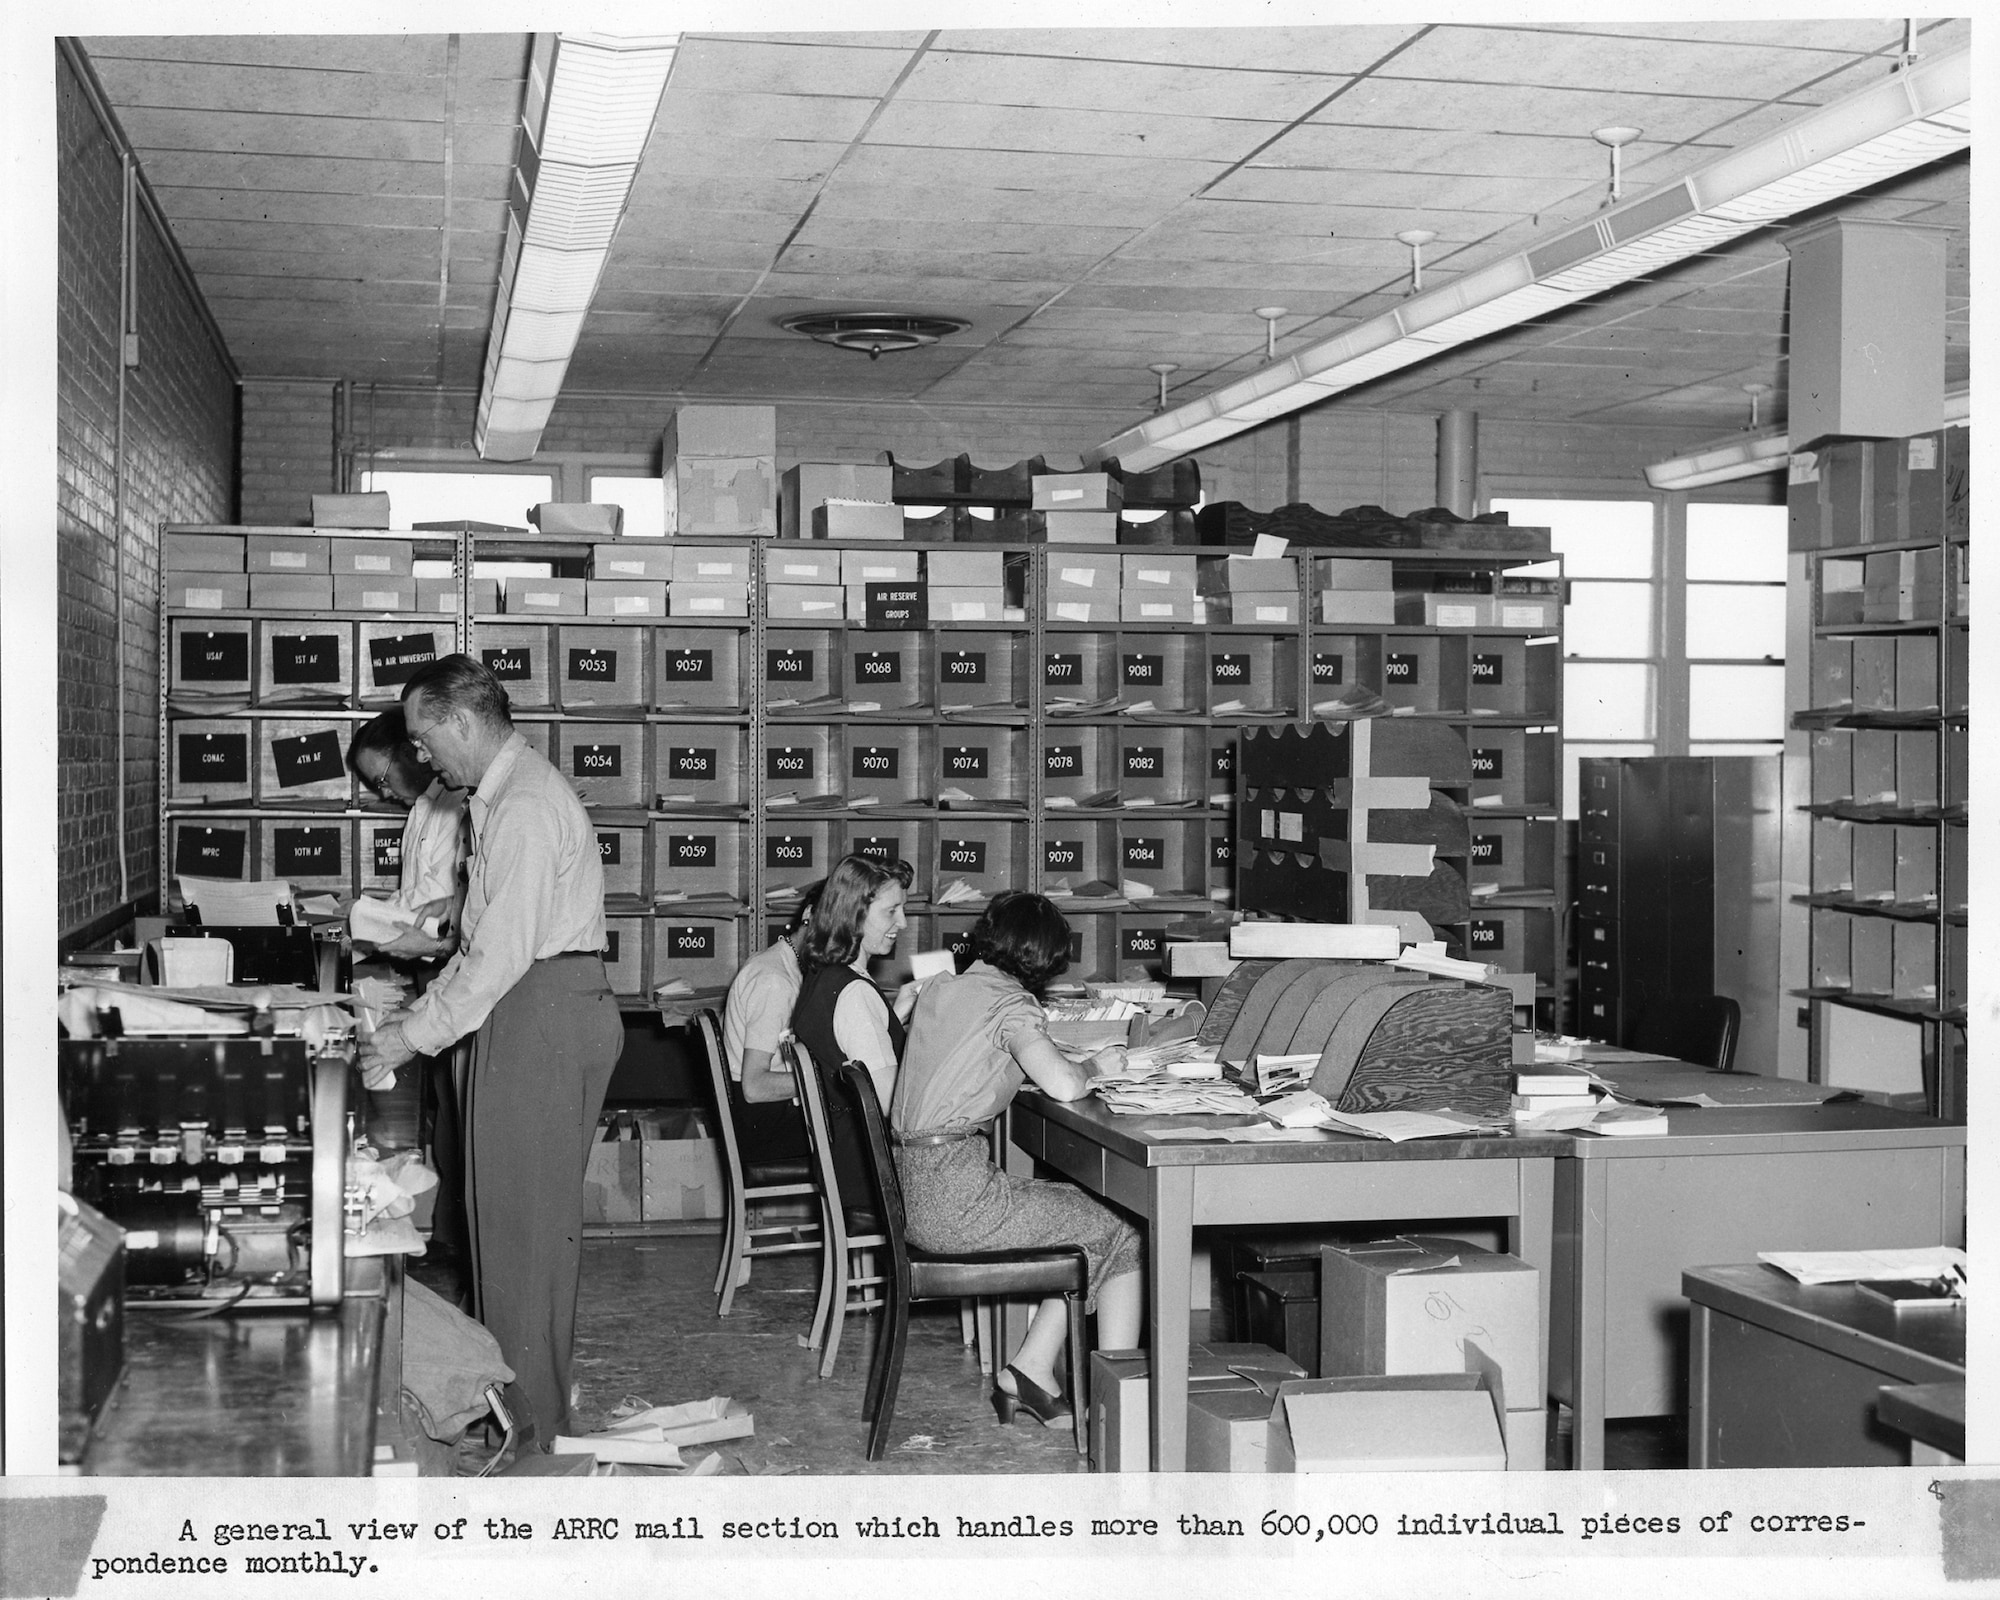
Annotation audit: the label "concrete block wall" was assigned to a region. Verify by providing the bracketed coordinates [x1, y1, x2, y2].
[57, 49, 237, 938]
[239, 379, 334, 526]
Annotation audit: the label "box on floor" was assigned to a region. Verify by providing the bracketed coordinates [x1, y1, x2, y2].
[582, 1109, 723, 1225]
[1090, 1342, 1304, 1473]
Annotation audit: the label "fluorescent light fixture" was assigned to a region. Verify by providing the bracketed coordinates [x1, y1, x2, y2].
[475, 33, 678, 462]
[1645, 384, 1970, 489]
[1090, 48, 1969, 472]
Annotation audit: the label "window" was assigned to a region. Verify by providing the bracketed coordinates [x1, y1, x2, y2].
[588, 473, 668, 538]
[1684, 503, 1787, 755]
[1491, 498, 1658, 817]
[359, 469, 555, 530]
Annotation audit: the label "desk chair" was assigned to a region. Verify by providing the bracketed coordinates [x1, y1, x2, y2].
[781, 1035, 887, 1379]
[696, 1010, 821, 1315]
[833, 1058, 1089, 1461]
[1625, 994, 1741, 1072]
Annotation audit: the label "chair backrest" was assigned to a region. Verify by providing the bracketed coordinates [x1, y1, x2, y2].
[831, 1059, 910, 1247]
[695, 1009, 748, 1185]
[1625, 994, 1742, 1072]
[780, 1033, 847, 1236]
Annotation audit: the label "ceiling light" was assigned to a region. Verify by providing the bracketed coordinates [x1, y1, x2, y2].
[475, 32, 678, 461]
[1253, 308, 1288, 360]
[779, 311, 969, 360]
[1148, 362, 1180, 411]
[1089, 46, 1969, 472]
[1643, 383, 1969, 489]
[1742, 382, 1772, 428]
[1395, 230, 1436, 295]
[1592, 126, 1644, 206]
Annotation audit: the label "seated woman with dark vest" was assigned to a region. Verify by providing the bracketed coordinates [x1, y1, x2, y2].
[787, 853, 911, 1221]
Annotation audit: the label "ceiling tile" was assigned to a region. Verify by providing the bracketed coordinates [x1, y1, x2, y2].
[928, 27, 1418, 74]
[862, 100, 1283, 163]
[899, 51, 1351, 123]
[1380, 25, 1869, 100]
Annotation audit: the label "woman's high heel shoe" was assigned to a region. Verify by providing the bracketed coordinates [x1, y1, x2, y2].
[992, 1365, 1072, 1429]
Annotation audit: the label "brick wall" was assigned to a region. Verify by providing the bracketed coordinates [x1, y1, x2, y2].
[239, 379, 335, 526]
[57, 48, 237, 938]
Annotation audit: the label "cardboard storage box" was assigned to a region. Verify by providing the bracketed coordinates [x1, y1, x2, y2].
[930, 587, 1006, 622]
[668, 581, 750, 618]
[1188, 1388, 1281, 1474]
[781, 462, 895, 538]
[583, 1109, 724, 1226]
[250, 573, 336, 611]
[1319, 591, 1397, 625]
[329, 537, 414, 577]
[766, 547, 842, 586]
[501, 576, 587, 616]
[928, 550, 1005, 588]
[1091, 1343, 1305, 1473]
[311, 492, 391, 529]
[586, 580, 669, 618]
[768, 585, 845, 621]
[1048, 598, 1116, 623]
[1240, 1268, 1319, 1374]
[1121, 593, 1196, 623]
[413, 576, 459, 614]
[163, 531, 245, 572]
[670, 544, 752, 584]
[1206, 593, 1299, 626]
[1033, 472, 1122, 512]
[1494, 595, 1558, 631]
[1320, 1236, 1539, 1409]
[670, 457, 777, 537]
[664, 404, 777, 460]
[1048, 553, 1120, 597]
[841, 549, 920, 586]
[1312, 557, 1395, 590]
[1122, 553, 1197, 591]
[814, 501, 903, 540]
[590, 543, 674, 582]
[166, 574, 251, 610]
[1267, 1373, 1507, 1473]
[1200, 556, 1297, 594]
[469, 577, 500, 614]
[335, 575, 417, 613]
[528, 502, 622, 539]
[1404, 593, 1494, 628]
[1044, 510, 1120, 543]
[247, 534, 330, 575]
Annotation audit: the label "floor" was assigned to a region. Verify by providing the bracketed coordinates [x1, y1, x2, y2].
[416, 1226, 1684, 1475]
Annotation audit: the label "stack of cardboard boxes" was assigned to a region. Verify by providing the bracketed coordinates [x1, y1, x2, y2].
[164, 530, 433, 614]
[1315, 557, 1396, 625]
[780, 461, 898, 539]
[1033, 471, 1121, 542]
[1046, 553, 1120, 622]
[1197, 557, 1299, 625]
[1119, 553, 1197, 623]
[665, 405, 778, 538]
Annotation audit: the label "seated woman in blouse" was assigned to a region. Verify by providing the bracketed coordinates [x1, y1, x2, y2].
[788, 853, 912, 1220]
[893, 890, 1141, 1429]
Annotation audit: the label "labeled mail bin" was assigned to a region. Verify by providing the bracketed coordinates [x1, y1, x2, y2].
[1040, 820, 1114, 894]
[1042, 636, 1114, 703]
[1465, 817, 1556, 892]
[848, 632, 925, 711]
[253, 622, 354, 705]
[651, 723, 743, 807]
[1468, 729, 1558, 810]
[935, 631, 1025, 711]
[652, 823, 746, 904]
[594, 823, 650, 903]
[557, 625, 649, 711]
[1113, 915, 1176, 980]
[1464, 907, 1556, 978]
[935, 821, 1022, 900]
[1116, 633, 1201, 713]
[356, 620, 446, 704]
[1378, 634, 1458, 714]
[169, 818, 257, 886]
[261, 819, 353, 896]
[170, 720, 255, 803]
[1119, 726, 1203, 805]
[170, 618, 256, 704]
[474, 622, 554, 709]
[763, 822, 832, 898]
[650, 915, 741, 994]
[1118, 819, 1204, 900]
[763, 727, 836, 804]
[356, 815, 406, 893]
[937, 729, 1026, 807]
[1206, 635, 1298, 716]
[1308, 634, 1380, 706]
[557, 723, 647, 809]
[1043, 727, 1115, 807]
[763, 629, 836, 705]
[654, 626, 745, 712]
[843, 822, 927, 891]
[846, 724, 927, 808]
[257, 719, 355, 807]
[601, 915, 648, 998]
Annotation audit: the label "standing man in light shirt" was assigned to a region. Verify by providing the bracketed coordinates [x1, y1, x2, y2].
[358, 654, 624, 1448]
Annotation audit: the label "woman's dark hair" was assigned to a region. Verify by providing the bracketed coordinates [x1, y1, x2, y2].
[802, 854, 912, 969]
[969, 890, 1073, 999]
[345, 707, 435, 796]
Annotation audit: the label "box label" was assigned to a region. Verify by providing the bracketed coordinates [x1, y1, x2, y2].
[668, 747, 716, 783]
[181, 731, 249, 787]
[366, 632, 436, 687]
[1472, 833, 1503, 866]
[1044, 653, 1082, 687]
[1312, 652, 1345, 685]
[270, 729, 345, 789]
[573, 743, 623, 778]
[947, 928, 977, 963]
[852, 650, 902, 685]
[1210, 652, 1250, 686]
[1471, 747, 1504, 779]
[851, 836, 897, 866]
[1210, 742, 1236, 781]
[1469, 919, 1505, 952]
[568, 647, 619, 684]
[941, 838, 987, 874]
[664, 925, 715, 961]
[863, 584, 927, 629]
[853, 746, 901, 780]
[1122, 654, 1163, 687]
[174, 826, 246, 879]
[1045, 745, 1083, 778]
[767, 746, 815, 781]
[1909, 437, 1937, 472]
[1044, 839, 1083, 873]
[1210, 836, 1234, 869]
[482, 646, 533, 681]
[372, 828, 402, 877]
[766, 648, 814, 684]
[669, 835, 715, 869]
[663, 648, 715, 683]
[940, 650, 987, 684]
[273, 825, 342, 877]
[268, 632, 344, 686]
[766, 835, 813, 869]
[1123, 837, 1163, 871]
[944, 746, 989, 780]
[1471, 653, 1504, 687]
[1124, 746, 1163, 779]
[179, 629, 249, 683]
[597, 831, 623, 867]
[1384, 653, 1419, 685]
[1120, 927, 1162, 963]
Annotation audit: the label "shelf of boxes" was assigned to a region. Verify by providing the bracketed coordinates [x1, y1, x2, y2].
[1787, 425, 1970, 1118]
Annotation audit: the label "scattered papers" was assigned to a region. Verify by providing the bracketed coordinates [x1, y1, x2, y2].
[934, 878, 983, 906]
[1120, 879, 1156, 900]
[1151, 1124, 1325, 1144]
[1394, 941, 1498, 982]
[1320, 1109, 1498, 1142]
[1229, 922, 1399, 960]
[1760, 1247, 1967, 1287]
[1254, 1053, 1320, 1094]
[1262, 1089, 1335, 1128]
[1094, 1078, 1260, 1117]
[1583, 1105, 1669, 1138]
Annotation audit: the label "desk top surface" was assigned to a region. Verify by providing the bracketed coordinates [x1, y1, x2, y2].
[84, 1297, 384, 1476]
[1682, 1263, 1965, 1378]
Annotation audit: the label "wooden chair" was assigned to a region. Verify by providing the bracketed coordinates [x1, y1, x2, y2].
[780, 1034, 887, 1379]
[831, 1057, 1089, 1461]
[695, 1009, 820, 1315]
[1625, 994, 1742, 1072]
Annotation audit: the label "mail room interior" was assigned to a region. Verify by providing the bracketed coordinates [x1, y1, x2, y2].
[33, 19, 1977, 1481]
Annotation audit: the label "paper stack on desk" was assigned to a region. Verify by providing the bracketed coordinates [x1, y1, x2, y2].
[1093, 1078, 1260, 1117]
[1758, 1247, 1968, 1287]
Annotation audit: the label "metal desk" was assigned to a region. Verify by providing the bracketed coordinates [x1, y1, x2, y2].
[1685, 1262, 1964, 1468]
[1554, 1064, 1964, 1469]
[1006, 1093, 1564, 1472]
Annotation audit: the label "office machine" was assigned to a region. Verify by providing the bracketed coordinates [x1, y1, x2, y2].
[59, 1031, 352, 1308]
